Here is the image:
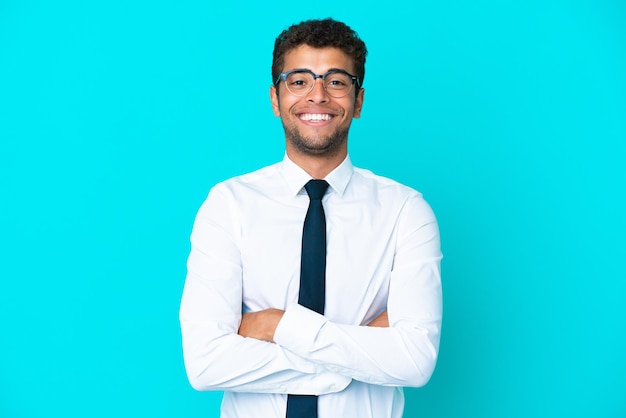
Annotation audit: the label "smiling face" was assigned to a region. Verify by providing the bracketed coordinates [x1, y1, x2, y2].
[270, 45, 364, 163]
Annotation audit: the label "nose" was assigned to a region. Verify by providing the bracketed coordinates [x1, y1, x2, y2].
[305, 78, 330, 103]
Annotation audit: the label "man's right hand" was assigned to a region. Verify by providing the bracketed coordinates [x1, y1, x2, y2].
[238, 308, 285, 342]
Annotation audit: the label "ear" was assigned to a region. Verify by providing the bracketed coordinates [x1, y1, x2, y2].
[270, 85, 281, 117]
[353, 88, 365, 119]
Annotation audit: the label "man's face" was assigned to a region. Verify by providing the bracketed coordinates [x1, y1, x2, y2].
[270, 45, 364, 158]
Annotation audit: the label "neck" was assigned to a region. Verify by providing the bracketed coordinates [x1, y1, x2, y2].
[286, 147, 347, 179]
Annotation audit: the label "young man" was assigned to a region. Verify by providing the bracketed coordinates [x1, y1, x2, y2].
[180, 18, 442, 418]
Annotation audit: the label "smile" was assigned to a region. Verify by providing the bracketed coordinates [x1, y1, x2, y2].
[298, 113, 334, 122]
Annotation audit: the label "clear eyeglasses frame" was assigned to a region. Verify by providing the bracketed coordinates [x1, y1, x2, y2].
[275, 68, 360, 98]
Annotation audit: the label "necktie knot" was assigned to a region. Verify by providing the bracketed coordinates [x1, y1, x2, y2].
[304, 179, 329, 201]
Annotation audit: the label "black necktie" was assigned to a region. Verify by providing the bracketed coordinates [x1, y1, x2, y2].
[286, 179, 329, 418]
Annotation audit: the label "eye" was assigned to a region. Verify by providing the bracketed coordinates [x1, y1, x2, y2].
[328, 79, 347, 87]
[286, 72, 311, 89]
[325, 74, 350, 89]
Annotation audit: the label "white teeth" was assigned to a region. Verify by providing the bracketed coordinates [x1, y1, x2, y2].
[299, 113, 332, 122]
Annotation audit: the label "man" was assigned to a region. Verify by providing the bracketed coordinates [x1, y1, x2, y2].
[180, 18, 442, 418]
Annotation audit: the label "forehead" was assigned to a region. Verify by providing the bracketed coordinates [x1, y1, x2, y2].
[282, 45, 355, 74]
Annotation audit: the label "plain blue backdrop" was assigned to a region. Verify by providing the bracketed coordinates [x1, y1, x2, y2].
[1, 0, 625, 417]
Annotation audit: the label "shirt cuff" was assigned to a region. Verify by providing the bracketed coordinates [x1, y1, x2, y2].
[274, 304, 327, 356]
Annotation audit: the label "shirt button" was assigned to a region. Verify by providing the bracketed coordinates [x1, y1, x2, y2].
[329, 384, 337, 391]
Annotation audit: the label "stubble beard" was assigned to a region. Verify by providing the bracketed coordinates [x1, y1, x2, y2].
[283, 123, 350, 157]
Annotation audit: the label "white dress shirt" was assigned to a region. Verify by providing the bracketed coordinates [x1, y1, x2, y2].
[179, 155, 442, 418]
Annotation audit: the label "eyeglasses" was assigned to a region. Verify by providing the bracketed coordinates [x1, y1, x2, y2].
[275, 68, 359, 98]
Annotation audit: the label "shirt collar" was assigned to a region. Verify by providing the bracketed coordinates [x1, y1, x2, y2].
[280, 153, 354, 197]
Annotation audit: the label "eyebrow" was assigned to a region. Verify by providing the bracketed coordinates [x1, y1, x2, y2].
[287, 67, 352, 74]
[327, 67, 350, 73]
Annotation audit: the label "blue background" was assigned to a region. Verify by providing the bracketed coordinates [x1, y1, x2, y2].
[1, 0, 625, 417]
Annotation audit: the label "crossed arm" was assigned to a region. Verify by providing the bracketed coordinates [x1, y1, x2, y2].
[238, 309, 389, 343]
[181, 186, 442, 393]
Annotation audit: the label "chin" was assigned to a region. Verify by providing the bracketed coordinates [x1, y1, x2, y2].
[285, 127, 349, 157]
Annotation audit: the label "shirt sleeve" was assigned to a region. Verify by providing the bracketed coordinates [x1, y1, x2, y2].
[273, 194, 443, 387]
[179, 184, 350, 394]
